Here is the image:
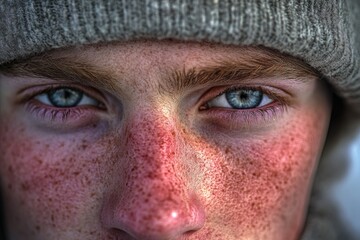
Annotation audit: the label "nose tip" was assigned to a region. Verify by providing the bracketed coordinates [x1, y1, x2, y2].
[101, 166, 206, 239]
[102, 191, 206, 240]
[118, 201, 206, 240]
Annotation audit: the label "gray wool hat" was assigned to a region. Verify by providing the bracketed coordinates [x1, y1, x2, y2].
[1, 0, 360, 109]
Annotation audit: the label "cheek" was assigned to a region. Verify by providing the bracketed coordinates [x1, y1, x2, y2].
[0, 119, 110, 234]
[190, 109, 329, 236]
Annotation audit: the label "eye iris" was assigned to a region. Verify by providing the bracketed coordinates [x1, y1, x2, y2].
[225, 89, 263, 109]
[48, 88, 83, 108]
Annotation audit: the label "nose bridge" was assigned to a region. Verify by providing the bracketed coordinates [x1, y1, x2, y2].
[109, 112, 205, 238]
[126, 112, 178, 180]
[124, 112, 188, 207]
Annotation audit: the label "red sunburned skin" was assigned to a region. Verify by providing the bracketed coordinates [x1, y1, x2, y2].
[0, 41, 331, 240]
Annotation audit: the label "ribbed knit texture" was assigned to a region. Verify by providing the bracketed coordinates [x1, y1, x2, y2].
[1, 0, 360, 110]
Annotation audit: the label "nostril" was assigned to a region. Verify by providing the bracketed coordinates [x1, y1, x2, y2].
[111, 228, 199, 240]
[120, 208, 205, 240]
[183, 229, 200, 237]
[102, 198, 206, 240]
[111, 229, 135, 240]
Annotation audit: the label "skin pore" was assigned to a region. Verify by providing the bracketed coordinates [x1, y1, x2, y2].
[0, 40, 331, 240]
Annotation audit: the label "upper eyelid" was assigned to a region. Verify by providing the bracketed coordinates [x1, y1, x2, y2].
[203, 85, 283, 103]
[216, 86, 268, 98]
[35, 88, 94, 104]
[17, 84, 106, 105]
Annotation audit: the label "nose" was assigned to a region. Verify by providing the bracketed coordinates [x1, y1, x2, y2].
[101, 114, 205, 239]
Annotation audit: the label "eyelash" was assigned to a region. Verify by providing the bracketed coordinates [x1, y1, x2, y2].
[23, 85, 105, 123]
[198, 86, 289, 126]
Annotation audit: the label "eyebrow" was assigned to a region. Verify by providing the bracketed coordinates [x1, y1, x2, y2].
[165, 59, 315, 94]
[0, 56, 119, 92]
[0, 49, 318, 95]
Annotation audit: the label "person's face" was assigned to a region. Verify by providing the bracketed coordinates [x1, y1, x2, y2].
[0, 41, 331, 240]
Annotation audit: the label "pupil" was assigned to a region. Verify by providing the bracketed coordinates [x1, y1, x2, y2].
[64, 90, 72, 99]
[239, 92, 249, 100]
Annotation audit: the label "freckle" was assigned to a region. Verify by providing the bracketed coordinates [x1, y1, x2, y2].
[35, 225, 40, 231]
[225, 147, 231, 154]
[53, 180, 61, 186]
[59, 170, 65, 177]
[8, 165, 12, 173]
[7, 184, 12, 190]
[21, 182, 30, 191]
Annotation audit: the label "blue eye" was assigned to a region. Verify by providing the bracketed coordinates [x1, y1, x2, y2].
[206, 88, 273, 109]
[35, 87, 99, 108]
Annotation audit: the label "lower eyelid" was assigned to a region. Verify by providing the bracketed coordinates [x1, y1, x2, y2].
[198, 103, 288, 129]
[25, 99, 103, 128]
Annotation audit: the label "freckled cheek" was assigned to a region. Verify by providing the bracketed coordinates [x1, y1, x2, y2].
[191, 116, 326, 232]
[0, 122, 109, 231]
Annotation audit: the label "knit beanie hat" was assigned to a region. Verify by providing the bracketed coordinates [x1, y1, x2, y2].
[1, 0, 360, 110]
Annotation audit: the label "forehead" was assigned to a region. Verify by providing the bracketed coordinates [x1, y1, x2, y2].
[56, 40, 312, 72]
[64, 40, 249, 67]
